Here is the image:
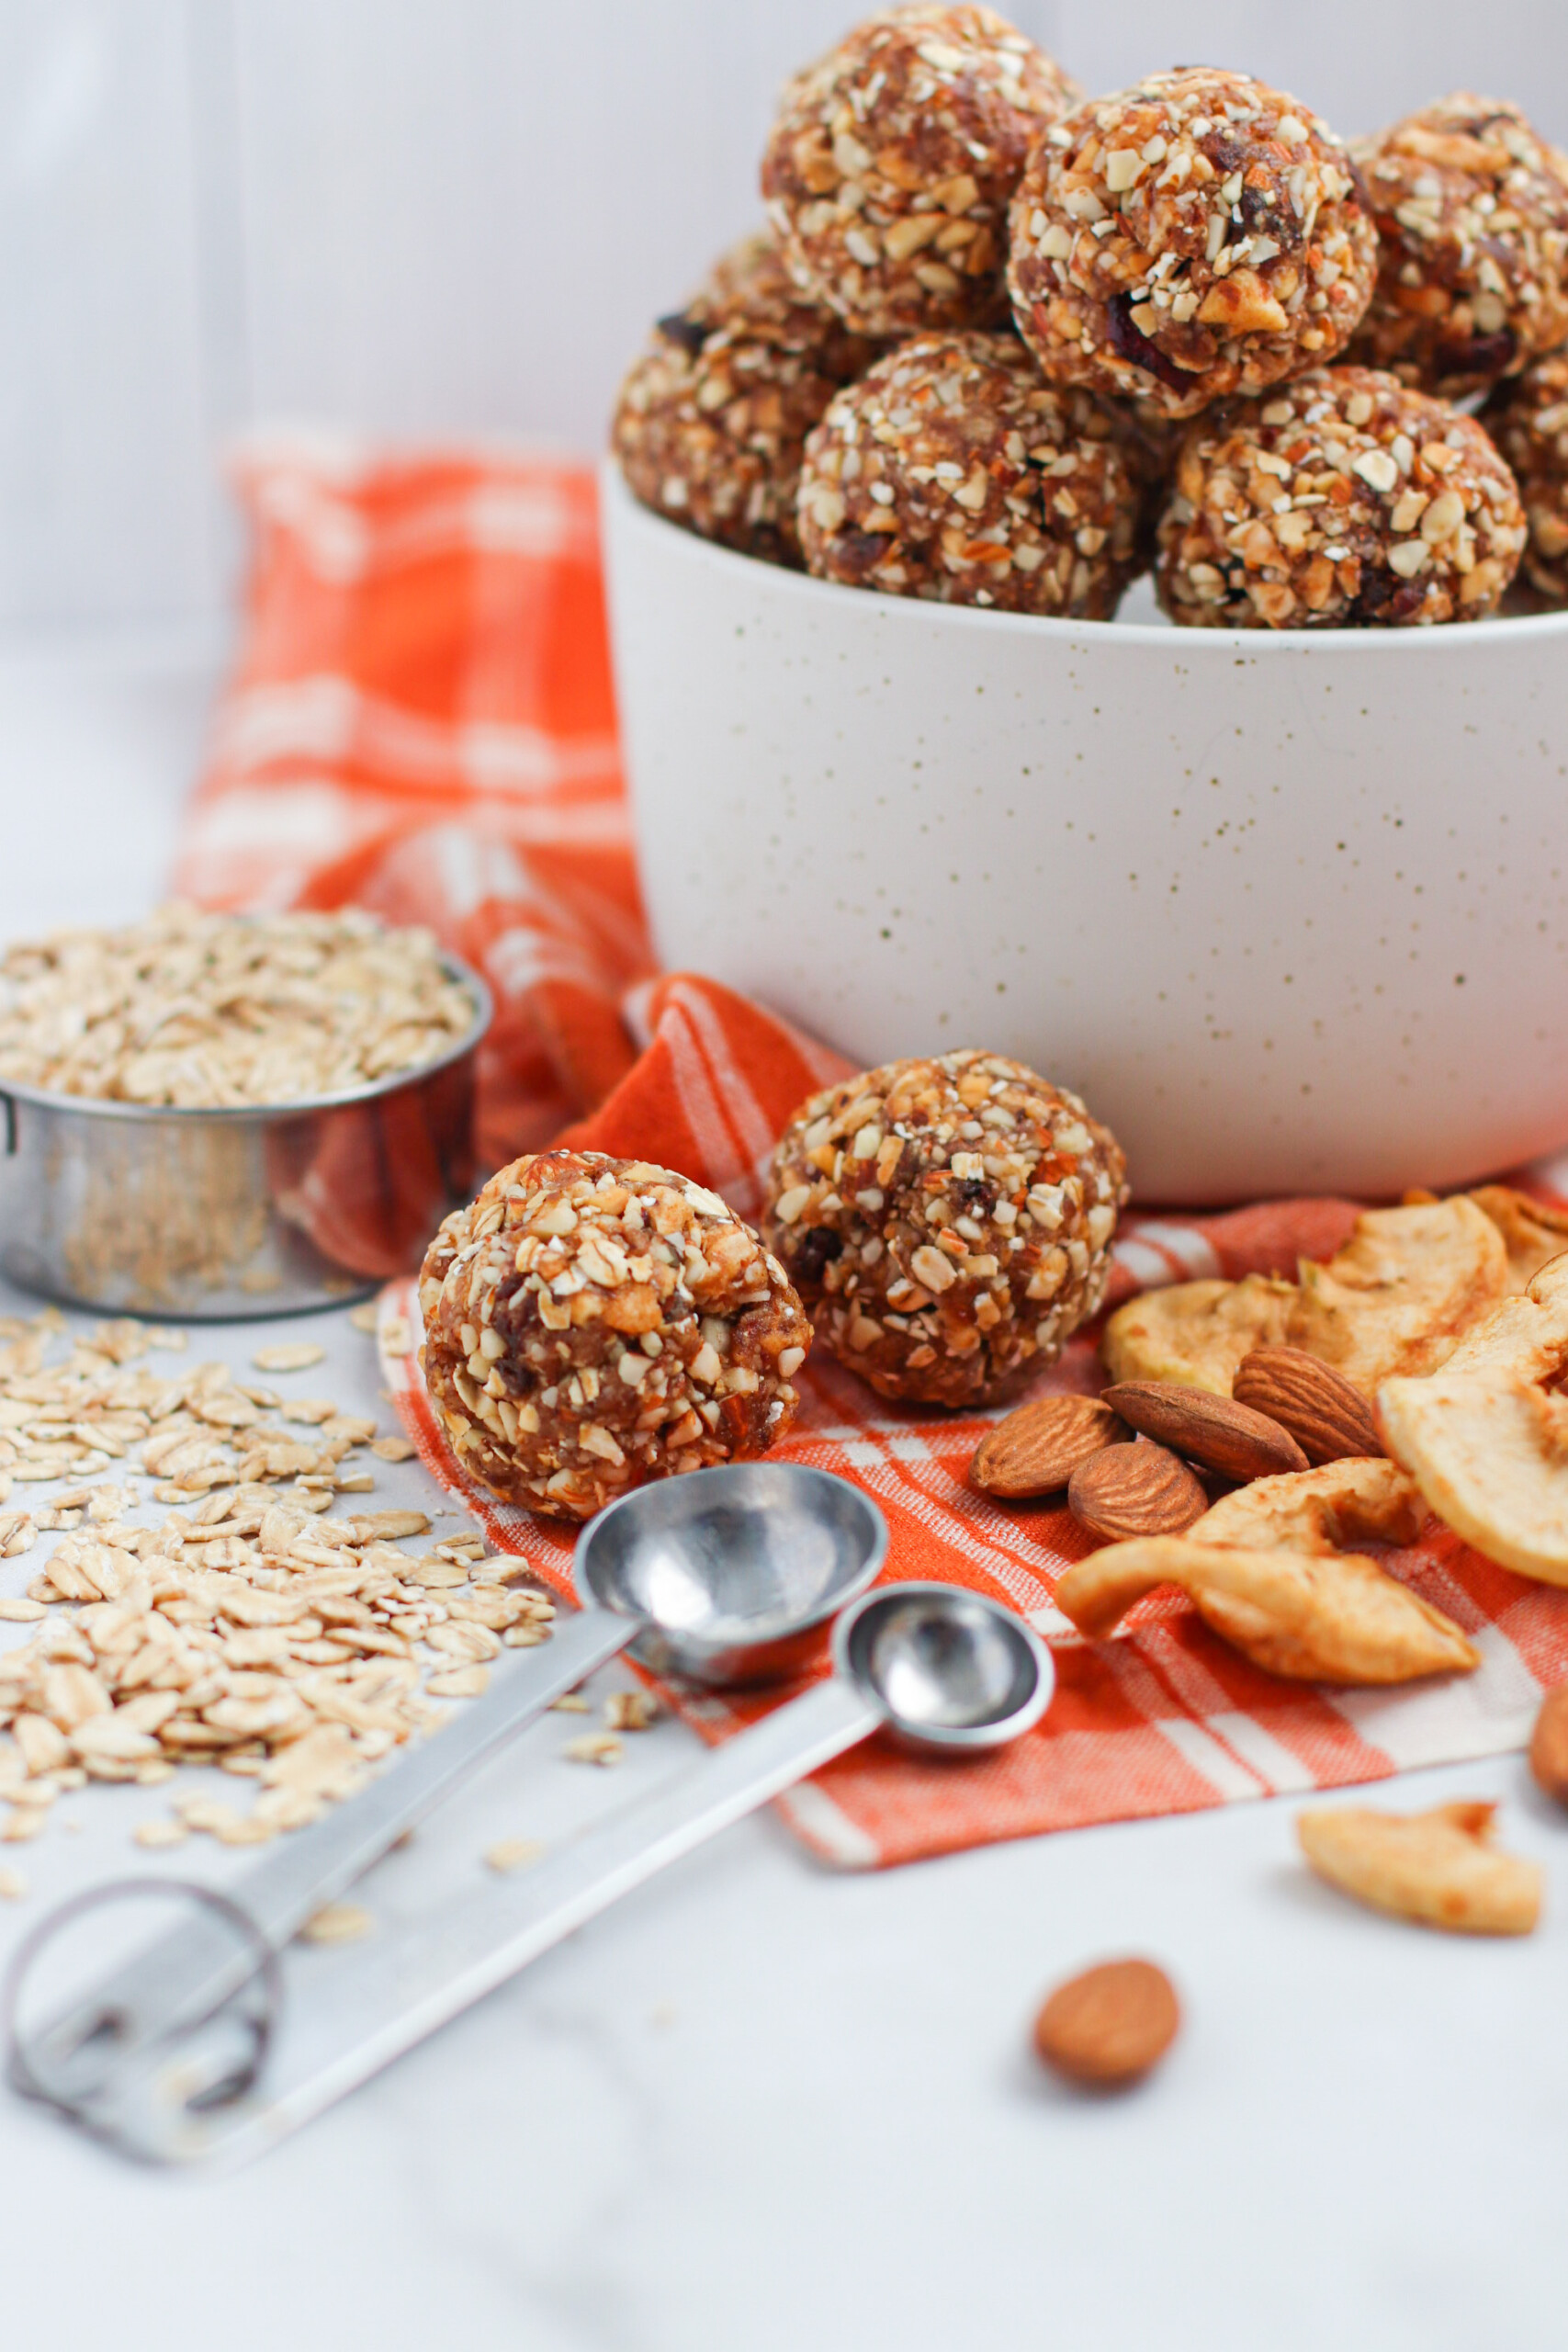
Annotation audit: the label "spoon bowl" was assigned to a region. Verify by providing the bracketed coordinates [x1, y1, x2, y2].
[576, 1462, 887, 1684]
[835, 1584, 1054, 1752]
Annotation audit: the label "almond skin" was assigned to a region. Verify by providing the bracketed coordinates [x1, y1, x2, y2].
[1529, 1684, 1568, 1808]
[971, 1396, 1131, 1498]
[1100, 1380, 1308, 1481]
[1233, 1346, 1383, 1464]
[1034, 1958, 1180, 2087]
[1067, 1441, 1208, 1543]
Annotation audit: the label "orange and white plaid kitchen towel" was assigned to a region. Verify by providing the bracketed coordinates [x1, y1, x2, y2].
[182, 442, 1568, 1867]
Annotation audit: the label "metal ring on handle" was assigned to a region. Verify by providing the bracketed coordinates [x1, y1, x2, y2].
[3, 1878, 283, 2126]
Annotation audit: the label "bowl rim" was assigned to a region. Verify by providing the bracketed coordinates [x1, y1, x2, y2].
[601, 455, 1568, 657]
[0, 947, 495, 1125]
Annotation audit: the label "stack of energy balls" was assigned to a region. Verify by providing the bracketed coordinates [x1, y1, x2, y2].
[614, 7, 1568, 627]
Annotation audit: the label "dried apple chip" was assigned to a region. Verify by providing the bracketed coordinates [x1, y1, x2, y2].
[1378, 1368, 1568, 1587]
[1286, 1197, 1506, 1395]
[1467, 1186, 1568, 1295]
[1298, 1801, 1540, 1936]
[1436, 1250, 1568, 1385]
[1055, 1534, 1478, 1683]
[1190, 1456, 1426, 1556]
[1101, 1274, 1295, 1396]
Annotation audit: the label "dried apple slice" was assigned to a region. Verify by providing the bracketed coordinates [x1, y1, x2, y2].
[1190, 1456, 1426, 1555]
[1467, 1185, 1568, 1295]
[1377, 1367, 1568, 1586]
[1286, 1197, 1506, 1395]
[1436, 1250, 1568, 1385]
[1101, 1273, 1295, 1396]
[1055, 1534, 1479, 1682]
[1298, 1801, 1540, 1935]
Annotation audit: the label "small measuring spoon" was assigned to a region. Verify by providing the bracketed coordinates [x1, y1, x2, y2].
[17, 1579, 1053, 2165]
[12, 1463, 885, 2114]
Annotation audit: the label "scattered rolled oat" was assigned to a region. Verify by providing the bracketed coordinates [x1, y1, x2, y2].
[0, 1306, 554, 1850]
[563, 1734, 624, 1767]
[550, 1692, 591, 1713]
[0, 1865, 26, 1899]
[371, 1435, 415, 1463]
[763, 1050, 1126, 1407]
[1349, 96, 1568, 398]
[133, 1818, 190, 1849]
[797, 332, 1139, 613]
[604, 1689, 659, 1732]
[1008, 66, 1375, 418]
[1158, 367, 1526, 627]
[613, 231, 882, 566]
[761, 6, 1077, 336]
[420, 1148, 810, 1522]
[298, 1902, 376, 1947]
[253, 1342, 326, 1373]
[0, 905, 476, 1107]
[348, 1302, 381, 1334]
[485, 1838, 545, 1874]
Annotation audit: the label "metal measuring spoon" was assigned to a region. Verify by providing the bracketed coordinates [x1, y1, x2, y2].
[20, 1579, 1053, 2165]
[12, 1463, 885, 2116]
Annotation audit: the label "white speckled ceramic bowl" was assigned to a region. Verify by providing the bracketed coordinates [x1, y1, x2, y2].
[603, 462, 1568, 1204]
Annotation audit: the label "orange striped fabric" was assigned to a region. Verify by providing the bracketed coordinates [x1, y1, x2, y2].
[189, 445, 1568, 1868]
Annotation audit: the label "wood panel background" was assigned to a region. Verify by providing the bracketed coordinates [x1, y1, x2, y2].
[2, 0, 1564, 626]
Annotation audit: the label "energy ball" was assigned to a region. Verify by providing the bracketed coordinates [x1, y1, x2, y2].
[762, 1050, 1128, 1409]
[797, 332, 1140, 614]
[611, 232, 880, 564]
[1483, 353, 1568, 601]
[761, 6, 1079, 337]
[1009, 67, 1376, 420]
[1157, 366, 1527, 627]
[1348, 96, 1568, 400]
[420, 1148, 810, 1522]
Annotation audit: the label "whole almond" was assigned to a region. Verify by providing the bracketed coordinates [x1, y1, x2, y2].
[1067, 1441, 1208, 1543]
[1100, 1380, 1308, 1481]
[1033, 1958, 1180, 2087]
[1529, 1683, 1568, 1808]
[971, 1396, 1131, 1498]
[1233, 1347, 1382, 1464]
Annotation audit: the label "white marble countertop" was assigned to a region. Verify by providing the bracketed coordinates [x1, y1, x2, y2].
[0, 628, 1561, 2352]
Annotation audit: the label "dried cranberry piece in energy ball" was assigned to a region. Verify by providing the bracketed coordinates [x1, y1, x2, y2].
[761, 6, 1078, 337]
[1483, 352, 1568, 602]
[611, 232, 881, 566]
[797, 332, 1140, 615]
[1156, 366, 1527, 628]
[419, 1149, 810, 1523]
[763, 1051, 1128, 1409]
[1348, 96, 1568, 401]
[1008, 67, 1376, 420]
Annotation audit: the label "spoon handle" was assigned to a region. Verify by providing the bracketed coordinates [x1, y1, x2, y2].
[98, 1674, 882, 2165]
[27, 1603, 636, 2100]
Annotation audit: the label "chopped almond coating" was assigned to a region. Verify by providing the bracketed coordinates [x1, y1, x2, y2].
[1298, 1801, 1540, 1935]
[1101, 1274, 1295, 1396]
[1349, 96, 1568, 399]
[1483, 351, 1568, 601]
[1009, 66, 1374, 418]
[764, 1049, 1125, 1408]
[1377, 1369, 1568, 1587]
[1466, 1185, 1568, 1295]
[762, 6, 1078, 337]
[1190, 1455, 1426, 1555]
[1286, 1197, 1506, 1394]
[421, 1149, 809, 1522]
[1055, 1534, 1479, 1683]
[612, 231, 880, 566]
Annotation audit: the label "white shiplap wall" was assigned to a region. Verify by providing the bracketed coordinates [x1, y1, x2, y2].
[2, 0, 1566, 627]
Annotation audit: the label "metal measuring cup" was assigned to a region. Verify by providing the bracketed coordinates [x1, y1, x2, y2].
[16, 1574, 1053, 2166]
[7, 1462, 886, 2128]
